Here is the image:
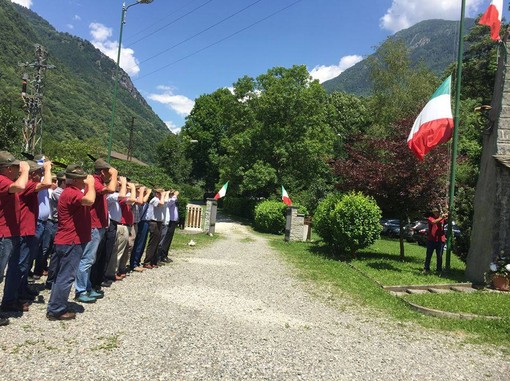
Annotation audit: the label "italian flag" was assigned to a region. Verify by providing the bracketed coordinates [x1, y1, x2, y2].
[479, 0, 503, 41]
[281, 185, 292, 206]
[407, 76, 454, 161]
[214, 181, 229, 200]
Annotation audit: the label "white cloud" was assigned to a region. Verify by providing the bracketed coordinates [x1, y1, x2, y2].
[148, 86, 195, 117]
[381, 0, 485, 33]
[74, 15, 81, 21]
[89, 22, 140, 76]
[309, 55, 363, 83]
[165, 121, 181, 134]
[10, 0, 32, 8]
[67, 24, 74, 30]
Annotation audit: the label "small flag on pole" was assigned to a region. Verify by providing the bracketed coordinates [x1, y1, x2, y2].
[281, 185, 292, 206]
[407, 76, 454, 161]
[479, 0, 503, 41]
[214, 181, 229, 200]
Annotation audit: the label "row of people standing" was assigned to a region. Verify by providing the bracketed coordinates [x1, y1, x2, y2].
[0, 151, 179, 324]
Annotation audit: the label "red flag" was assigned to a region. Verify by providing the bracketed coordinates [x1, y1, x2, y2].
[479, 0, 503, 41]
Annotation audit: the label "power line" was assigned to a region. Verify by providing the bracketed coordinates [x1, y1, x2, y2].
[137, 0, 303, 81]
[129, 0, 265, 71]
[126, 0, 215, 47]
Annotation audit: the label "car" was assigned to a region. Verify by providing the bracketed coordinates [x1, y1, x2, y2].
[403, 220, 427, 242]
[414, 220, 461, 246]
[380, 219, 401, 236]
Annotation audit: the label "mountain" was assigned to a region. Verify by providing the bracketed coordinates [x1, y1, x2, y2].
[0, 0, 169, 163]
[322, 18, 476, 96]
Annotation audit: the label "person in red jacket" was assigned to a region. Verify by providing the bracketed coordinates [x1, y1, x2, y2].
[1, 159, 52, 312]
[0, 152, 29, 325]
[423, 207, 448, 274]
[47, 165, 96, 320]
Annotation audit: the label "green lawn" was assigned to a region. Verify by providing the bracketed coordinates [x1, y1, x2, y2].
[263, 233, 510, 349]
[172, 228, 221, 249]
[355, 238, 467, 285]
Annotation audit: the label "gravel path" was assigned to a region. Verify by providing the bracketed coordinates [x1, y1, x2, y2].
[0, 220, 508, 380]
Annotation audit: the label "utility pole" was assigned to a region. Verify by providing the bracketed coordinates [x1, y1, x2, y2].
[19, 44, 54, 154]
[127, 116, 135, 161]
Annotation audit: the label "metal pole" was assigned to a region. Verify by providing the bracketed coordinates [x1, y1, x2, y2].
[107, 3, 127, 163]
[445, 0, 466, 271]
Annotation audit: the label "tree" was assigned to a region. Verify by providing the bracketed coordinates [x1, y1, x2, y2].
[180, 88, 242, 190]
[157, 133, 192, 184]
[0, 97, 22, 151]
[367, 38, 438, 133]
[219, 65, 335, 199]
[334, 121, 449, 259]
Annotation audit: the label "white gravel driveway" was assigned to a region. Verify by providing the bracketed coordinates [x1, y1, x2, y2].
[0, 221, 508, 380]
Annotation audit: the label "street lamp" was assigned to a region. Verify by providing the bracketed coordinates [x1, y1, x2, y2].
[108, 0, 154, 162]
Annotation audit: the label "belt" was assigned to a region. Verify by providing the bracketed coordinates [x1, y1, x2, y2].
[111, 220, 130, 226]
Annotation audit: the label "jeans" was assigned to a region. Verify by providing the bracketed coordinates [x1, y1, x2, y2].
[1, 235, 36, 304]
[90, 222, 116, 287]
[0, 236, 20, 284]
[47, 243, 85, 316]
[75, 228, 105, 296]
[19, 236, 38, 298]
[130, 220, 149, 269]
[34, 219, 57, 275]
[425, 240, 444, 272]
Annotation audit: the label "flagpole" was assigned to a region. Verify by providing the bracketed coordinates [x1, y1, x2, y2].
[445, 0, 466, 272]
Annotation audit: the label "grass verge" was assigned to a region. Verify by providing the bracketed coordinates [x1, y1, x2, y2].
[264, 234, 510, 349]
[172, 228, 221, 250]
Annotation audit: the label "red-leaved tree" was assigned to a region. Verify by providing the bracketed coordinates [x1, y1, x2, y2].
[333, 119, 450, 258]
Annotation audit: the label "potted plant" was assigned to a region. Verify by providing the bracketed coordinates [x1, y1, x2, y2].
[485, 252, 510, 291]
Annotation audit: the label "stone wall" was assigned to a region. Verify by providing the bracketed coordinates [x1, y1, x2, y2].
[466, 36, 510, 282]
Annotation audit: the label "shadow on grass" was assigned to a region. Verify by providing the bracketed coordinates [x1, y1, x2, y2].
[366, 262, 403, 272]
[357, 250, 421, 264]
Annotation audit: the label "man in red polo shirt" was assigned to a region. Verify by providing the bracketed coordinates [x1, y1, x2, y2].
[1, 159, 52, 312]
[74, 158, 117, 303]
[47, 165, 96, 320]
[423, 207, 448, 274]
[0, 152, 29, 325]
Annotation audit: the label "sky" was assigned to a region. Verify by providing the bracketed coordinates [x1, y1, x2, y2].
[9, 0, 509, 133]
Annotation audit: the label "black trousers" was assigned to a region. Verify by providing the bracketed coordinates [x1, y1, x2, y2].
[158, 221, 178, 260]
[90, 222, 117, 288]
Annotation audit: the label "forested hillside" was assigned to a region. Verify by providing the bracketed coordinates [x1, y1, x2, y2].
[0, 0, 168, 163]
[322, 18, 476, 96]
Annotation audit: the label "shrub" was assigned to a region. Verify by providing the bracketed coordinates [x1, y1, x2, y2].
[315, 192, 381, 255]
[313, 192, 343, 244]
[254, 200, 287, 234]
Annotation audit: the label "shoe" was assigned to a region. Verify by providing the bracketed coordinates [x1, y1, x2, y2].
[74, 293, 96, 303]
[133, 266, 144, 272]
[46, 311, 76, 321]
[32, 274, 41, 280]
[119, 273, 127, 278]
[42, 270, 48, 276]
[421, 269, 430, 275]
[161, 257, 172, 263]
[114, 275, 123, 281]
[26, 288, 40, 297]
[0, 302, 29, 312]
[152, 264, 159, 268]
[93, 289, 104, 296]
[88, 290, 104, 299]
[45, 282, 52, 290]
[143, 263, 153, 269]
[101, 280, 113, 287]
[0, 317, 9, 326]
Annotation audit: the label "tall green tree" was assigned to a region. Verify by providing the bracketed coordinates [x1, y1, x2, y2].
[220, 65, 335, 198]
[367, 39, 438, 132]
[157, 133, 192, 184]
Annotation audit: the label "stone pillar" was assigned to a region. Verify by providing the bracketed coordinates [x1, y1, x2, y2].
[284, 206, 306, 242]
[204, 198, 218, 235]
